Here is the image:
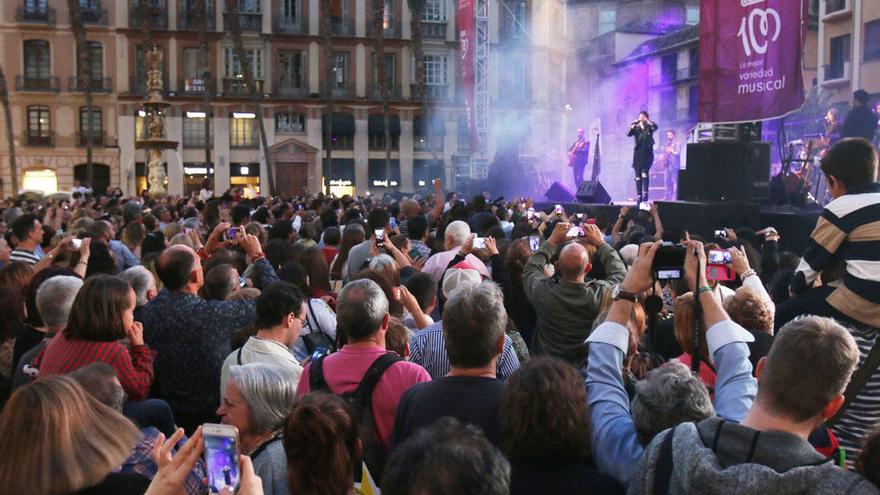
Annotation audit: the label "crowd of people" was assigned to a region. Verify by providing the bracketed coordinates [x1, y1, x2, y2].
[0, 136, 878, 494]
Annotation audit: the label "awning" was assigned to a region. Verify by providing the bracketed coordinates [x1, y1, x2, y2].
[368, 159, 401, 188]
[368, 114, 401, 135]
[413, 115, 446, 136]
[321, 113, 355, 135]
[322, 158, 355, 183]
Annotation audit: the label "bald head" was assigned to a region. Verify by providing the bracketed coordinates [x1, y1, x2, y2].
[156, 245, 201, 292]
[558, 243, 590, 281]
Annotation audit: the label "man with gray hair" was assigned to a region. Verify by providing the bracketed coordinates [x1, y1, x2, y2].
[586, 241, 756, 487]
[421, 220, 490, 284]
[11, 275, 83, 390]
[296, 278, 430, 459]
[392, 281, 509, 448]
[120, 266, 157, 316]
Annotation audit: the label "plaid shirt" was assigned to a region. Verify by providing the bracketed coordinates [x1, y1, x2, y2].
[35, 334, 154, 401]
[122, 427, 206, 495]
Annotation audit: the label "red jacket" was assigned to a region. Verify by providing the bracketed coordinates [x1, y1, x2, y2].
[35, 334, 155, 401]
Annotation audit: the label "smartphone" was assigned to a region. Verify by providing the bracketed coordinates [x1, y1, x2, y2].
[567, 226, 584, 238]
[708, 249, 732, 265]
[652, 243, 687, 280]
[576, 213, 585, 220]
[555, 204, 563, 215]
[638, 202, 651, 212]
[389, 217, 398, 230]
[529, 235, 540, 252]
[472, 237, 487, 249]
[238, 275, 247, 288]
[185, 228, 193, 235]
[526, 208, 535, 220]
[374, 229, 385, 241]
[71, 238, 83, 249]
[203, 423, 240, 494]
[707, 265, 735, 281]
[227, 228, 237, 240]
[714, 229, 727, 239]
[408, 248, 423, 260]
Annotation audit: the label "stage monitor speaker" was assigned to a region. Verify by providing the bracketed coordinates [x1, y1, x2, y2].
[545, 181, 576, 203]
[576, 180, 611, 204]
[679, 142, 770, 203]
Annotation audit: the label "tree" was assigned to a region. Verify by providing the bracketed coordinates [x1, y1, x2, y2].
[371, 0, 392, 192]
[68, 0, 94, 189]
[225, 0, 275, 196]
[322, 0, 335, 195]
[0, 66, 17, 195]
[196, 0, 214, 192]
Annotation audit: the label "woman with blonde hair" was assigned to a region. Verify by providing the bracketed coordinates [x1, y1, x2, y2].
[0, 375, 147, 494]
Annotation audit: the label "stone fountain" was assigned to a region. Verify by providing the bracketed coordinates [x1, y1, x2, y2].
[135, 46, 178, 195]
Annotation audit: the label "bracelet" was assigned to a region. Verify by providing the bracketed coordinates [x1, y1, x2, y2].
[696, 286, 713, 296]
[252, 253, 266, 261]
[739, 269, 757, 281]
[77, 260, 88, 266]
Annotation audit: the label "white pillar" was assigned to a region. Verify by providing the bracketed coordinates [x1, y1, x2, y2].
[402, 0, 412, 39]
[260, 114, 275, 194]
[169, 0, 178, 30]
[168, 38, 178, 92]
[309, 0, 320, 35]
[214, 116, 231, 191]
[400, 119, 414, 191]
[401, 45, 412, 98]
[309, 42, 321, 94]
[118, 114, 136, 196]
[852, 0, 863, 91]
[263, 0, 273, 33]
[356, 43, 366, 98]
[166, 115, 184, 196]
[307, 115, 324, 192]
[355, 117, 369, 192]
[356, 0, 367, 37]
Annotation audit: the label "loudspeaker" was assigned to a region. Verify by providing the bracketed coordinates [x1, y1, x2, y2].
[545, 181, 576, 203]
[678, 142, 771, 203]
[576, 180, 611, 204]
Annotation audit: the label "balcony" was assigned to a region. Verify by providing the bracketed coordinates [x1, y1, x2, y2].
[15, 76, 60, 93]
[821, 62, 851, 86]
[24, 132, 54, 147]
[273, 83, 308, 98]
[419, 22, 447, 39]
[367, 22, 401, 38]
[222, 78, 263, 96]
[224, 12, 262, 32]
[410, 84, 449, 101]
[128, 74, 168, 95]
[129, 2, 168, 30]
[16, 5, 56, 24]
[274, 17, 306, 34]
[77, 131, 106, 147]
[177, 4, 216, 30]
[822, 0, 851, 20]
[177, 77, 215, 95]
[331, 20, 355, 36]
[68, 76, 112, 93]
[182, 135, 212, 148]
[80, 7, 108, 25]
[369, 83, 402, 100]
[650, 67, 698, 86]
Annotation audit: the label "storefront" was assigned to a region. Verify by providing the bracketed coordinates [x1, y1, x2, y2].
[182, 163, 214, 196]
[368, 159, 401, 191]
[322, 158, 355, 197]
[230, 163, 261, 197]
[321, 113, 356, 150]
[412, 159, 445, 190]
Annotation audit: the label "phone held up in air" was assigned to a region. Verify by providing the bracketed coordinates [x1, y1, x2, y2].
[706, 249, 735, 281]
[554, 204, 563, 215]
[638, 202, 651, 212]
[652, 243, 687, 280]
[472, 237, 487, 249]
[71, 238, 83, 249]
[203, 423, 240, 494]
[374, 229, 385, 242]
[528, 235, 541, 253]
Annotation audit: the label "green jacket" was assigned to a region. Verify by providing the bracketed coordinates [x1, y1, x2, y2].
[523, 241, 626, 365]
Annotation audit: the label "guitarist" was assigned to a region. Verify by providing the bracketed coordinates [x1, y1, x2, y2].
[568, 128, 590, 189]
[659, 130, 680, 199]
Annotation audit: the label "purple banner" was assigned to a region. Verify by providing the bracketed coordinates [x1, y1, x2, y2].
[698, 0, 808, 123]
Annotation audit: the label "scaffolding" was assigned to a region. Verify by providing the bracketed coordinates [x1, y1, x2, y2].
[473, 0, 490, 180]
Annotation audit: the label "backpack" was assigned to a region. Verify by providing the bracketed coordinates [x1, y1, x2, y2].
[308, 352, 402, 485]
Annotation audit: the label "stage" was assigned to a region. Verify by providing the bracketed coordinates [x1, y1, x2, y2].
[534, 201, 819, 252]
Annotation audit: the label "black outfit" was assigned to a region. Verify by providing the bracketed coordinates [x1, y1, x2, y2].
[490, 253, 537, 348]
[72, 472, 151, 495]
[842, 105, 878, 141]
[568, 138, 590, 189]
[11, 324, 43, 372]
[390, 376, 505, 448]
[509, 461, 625, 495]
[627, 121, 659, 202]
[747, 331, 774, 375]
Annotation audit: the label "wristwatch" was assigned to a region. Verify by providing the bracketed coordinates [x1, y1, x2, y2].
[739, 269, 757, 281]
[612, 285, 638, 303]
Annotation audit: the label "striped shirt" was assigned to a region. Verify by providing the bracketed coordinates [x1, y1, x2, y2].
[34, 334, 155, 401]
[791, 183, 880, 327]
[831, 322, 880, 468]
[8, 248, 41, 266]
[408, 321, 521, 381]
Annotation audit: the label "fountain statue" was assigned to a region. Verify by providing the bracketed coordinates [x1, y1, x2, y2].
[135, 45, 178, 196]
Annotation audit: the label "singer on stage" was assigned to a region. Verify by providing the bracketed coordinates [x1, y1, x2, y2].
[628, 111, 658, 203]
[568, 128, 590, 189]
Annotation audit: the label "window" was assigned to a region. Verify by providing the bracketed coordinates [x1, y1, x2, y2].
[502, 0, 527, 40]
[23, 40, 50, 81]
[279, 0, 299, 23]
[79, 106, 103, 143]
[422, 0, 445, 22]
[865, 20, 880, 62]
[372, 53, 396, 95]
[183, 114, 208, 147]
[686, 6, 700, 25]
[278, 50, 307, 89]
[331, 52, 348, 89]
[77, 41, 103, 81]
[688, 85, 699, 119]
[135, 111, 146, 140]
[423, 54, 447, 86]
[230, 114, 257, 147]
[22, 169, 58, 194]
[689, 47, 699, 77]
[276, 112, 305, 133]
[499, 57, 528, 103]
[24, 0, 48, 15]
[224, 47, 264, 79]
[598, 10, 616, 35]
[659, 88, 676, 122]
[27, 106, 51, 145]
[828, 34, 851, 79]
[236, 0, 260, 13]
[182, 47, 205, 79]
[661, 53, 677, 83]
[330, 0, 350, 33]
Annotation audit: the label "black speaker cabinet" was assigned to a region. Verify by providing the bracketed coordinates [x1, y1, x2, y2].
[545, 181, 577, 203]
[576, 180, 611, 204]
[679, 142, 770, 203]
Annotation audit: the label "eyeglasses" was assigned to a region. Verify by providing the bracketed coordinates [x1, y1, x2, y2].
[291, 313, 306, 325]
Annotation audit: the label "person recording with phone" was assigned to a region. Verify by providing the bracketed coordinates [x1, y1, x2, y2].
[627, 112, 659, 203]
